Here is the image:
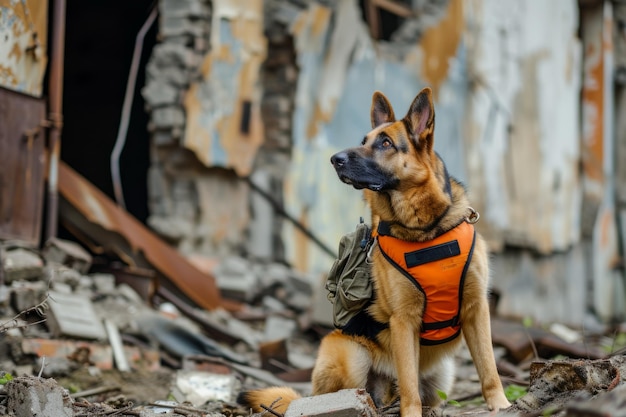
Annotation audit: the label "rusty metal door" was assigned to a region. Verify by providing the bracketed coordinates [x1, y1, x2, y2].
[0, 87, 47, 245]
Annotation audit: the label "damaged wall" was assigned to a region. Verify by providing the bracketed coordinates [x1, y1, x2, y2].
[140, 0, 624, 324]
[183, 0, 267, 176]
[464, 0, 582, 254]
[281, 0, 583, 272]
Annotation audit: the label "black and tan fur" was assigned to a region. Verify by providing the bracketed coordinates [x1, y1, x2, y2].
[238, 88, 511, 417]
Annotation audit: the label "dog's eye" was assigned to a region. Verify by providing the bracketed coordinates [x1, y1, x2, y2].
[361, 137, 367, 145]
[382, 138, 392, 148]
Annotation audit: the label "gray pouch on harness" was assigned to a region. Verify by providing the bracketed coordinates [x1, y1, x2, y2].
[325, 220, 373, 329]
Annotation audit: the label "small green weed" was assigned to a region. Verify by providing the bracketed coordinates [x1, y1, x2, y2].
[436, 390, 461, 407]
[504, 384, 527, 402]
[0, 372, 13, 385]
[602, 332, 626, 354]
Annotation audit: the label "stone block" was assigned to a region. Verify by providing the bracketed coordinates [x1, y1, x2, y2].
[42, 237, 92, 274]
[160, 0, 210, 18]
[285, 389, 377, 417]
[48, 265, 81, 288]
[152, 43, 198, 69]
[10, 280, 48, 312]
[161, 15, 207, 38]
[2, 248, 44, 283]
[264, 315, 297, 342]
[151, 106, 186, 129]
[91, 273, 116, 293]
[6, 376, 73, 417]
[142, 81, 179, 108]
[214, 256, 259, 302]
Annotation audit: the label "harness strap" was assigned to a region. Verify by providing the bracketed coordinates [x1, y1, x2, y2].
[422, 316, 459, 330]
[404, 240, 460, 267]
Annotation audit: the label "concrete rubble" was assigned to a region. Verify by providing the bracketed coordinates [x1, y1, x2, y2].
[1, 237, 626, 417]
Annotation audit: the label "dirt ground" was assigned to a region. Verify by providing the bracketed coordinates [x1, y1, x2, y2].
[55, 368, 175, 405]
[49, 342, 511, 416]
[6, 334, 626, 417]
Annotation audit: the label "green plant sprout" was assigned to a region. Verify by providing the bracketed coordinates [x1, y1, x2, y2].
[504, 384, 527, 402]
[0, 372, 13, 385]
[437, 389, 461, 407]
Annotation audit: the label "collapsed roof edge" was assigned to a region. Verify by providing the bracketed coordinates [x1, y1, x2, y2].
[57, 160, 227, 312]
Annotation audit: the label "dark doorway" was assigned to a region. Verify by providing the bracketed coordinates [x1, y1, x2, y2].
[60, 0, 157, 226]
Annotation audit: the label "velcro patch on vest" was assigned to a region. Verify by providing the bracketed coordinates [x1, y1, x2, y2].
[404, 240, 460, 268]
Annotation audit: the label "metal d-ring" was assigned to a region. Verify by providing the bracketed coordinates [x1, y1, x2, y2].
[465, 207, 480, 224]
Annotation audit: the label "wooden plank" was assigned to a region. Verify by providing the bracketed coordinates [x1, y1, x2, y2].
[372, 0, 413, 18]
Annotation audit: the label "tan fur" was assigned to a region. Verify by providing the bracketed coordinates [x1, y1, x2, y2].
[238, 88, 511, 417]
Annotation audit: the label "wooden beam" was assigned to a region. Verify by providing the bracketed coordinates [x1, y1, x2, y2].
[372, 0, 414, 18]
[364, 0, 381, 39]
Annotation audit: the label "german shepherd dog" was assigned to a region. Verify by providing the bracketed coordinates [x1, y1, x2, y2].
[238, 88, 511, 417]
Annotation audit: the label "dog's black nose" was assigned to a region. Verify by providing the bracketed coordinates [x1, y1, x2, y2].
[331, 152, 348, 167]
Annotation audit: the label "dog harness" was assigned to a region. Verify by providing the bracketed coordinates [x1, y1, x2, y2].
[374, 220, 476, 345]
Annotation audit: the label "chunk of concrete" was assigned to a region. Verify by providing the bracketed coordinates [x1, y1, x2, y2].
[285, 389, 377, 417]
[2, 248, 44, 283]
[175, 370, 238, 406]
[47, 290, 107, 340]
[213, 256, 260, 302]
[6, 376, 73, 417]
[10, 280, 48, 312]
[264, 315, 297, 341]
[42, 237, 92, 274]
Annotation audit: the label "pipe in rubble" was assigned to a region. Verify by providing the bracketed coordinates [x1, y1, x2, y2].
[45, 0, 67, 242]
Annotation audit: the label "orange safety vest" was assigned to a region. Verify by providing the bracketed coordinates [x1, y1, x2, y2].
[376, 221, 476, 345]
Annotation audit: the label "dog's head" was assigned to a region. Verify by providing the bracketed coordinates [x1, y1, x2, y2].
[330, 87, 436, 192]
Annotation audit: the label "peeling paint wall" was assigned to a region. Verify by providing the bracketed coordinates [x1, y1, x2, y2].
[0, 0, 47, 96]
[278, 0, 608, 325]
[580, 1, 622, 322]
[283, 0, 467, 275]
[184, 0, 267, 177]
[143, 0, 257, 258]
[283, 0, 582, 274]
[463, 0, 582, 254]
[140, 0, 623, 324]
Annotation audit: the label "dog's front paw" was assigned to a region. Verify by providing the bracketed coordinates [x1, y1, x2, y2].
[487, 397, 512, 411]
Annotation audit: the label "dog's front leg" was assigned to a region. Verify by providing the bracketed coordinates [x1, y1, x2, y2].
[462, 300, 511, 411]
[389, 315, 422, 417]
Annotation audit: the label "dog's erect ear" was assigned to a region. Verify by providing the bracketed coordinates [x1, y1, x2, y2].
[404, 87, 435, 147]
[371, 91, 396, 128]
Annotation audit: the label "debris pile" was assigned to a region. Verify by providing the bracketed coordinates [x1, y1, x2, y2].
[1, 238, 626, 417]
[0, 238, 321, 416]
